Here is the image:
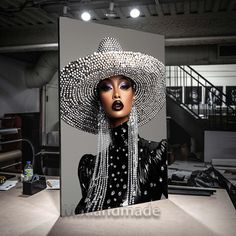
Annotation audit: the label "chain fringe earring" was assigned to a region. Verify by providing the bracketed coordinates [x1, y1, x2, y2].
[85, 104, 111, 212]
[86, 105, 139, 210]
[127, 106, 139, 205]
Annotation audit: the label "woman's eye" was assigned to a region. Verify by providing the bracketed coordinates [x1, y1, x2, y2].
[120, 83, 131, 90]
[99, 83, 112, 92]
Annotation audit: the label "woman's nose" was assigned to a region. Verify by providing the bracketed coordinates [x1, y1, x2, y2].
[113, 88, 121, 99]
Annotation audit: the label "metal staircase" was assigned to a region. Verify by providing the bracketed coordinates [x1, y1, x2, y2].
[166, 65, 236, 131]
[166, 65, 236, 159]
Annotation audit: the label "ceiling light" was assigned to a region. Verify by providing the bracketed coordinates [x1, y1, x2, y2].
[130, 8, 140, 18]
[81, 11, 91, 21]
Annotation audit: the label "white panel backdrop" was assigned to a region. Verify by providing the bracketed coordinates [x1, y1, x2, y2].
[59, 17, 166, 216]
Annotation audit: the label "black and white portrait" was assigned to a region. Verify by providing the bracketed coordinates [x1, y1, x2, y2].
[226, 86, 236, 106]
[166, 87, 182, 103]
[205, 86, 223, 106]
[185, 86, 202, 105]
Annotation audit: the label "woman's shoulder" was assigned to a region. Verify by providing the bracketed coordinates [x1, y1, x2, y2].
[79, 154, 96, 168]
[78, 154, 96, 180]
[138, 137, 167, 165]
[138, 138, 167, 186]
[139, 137, 167, 153]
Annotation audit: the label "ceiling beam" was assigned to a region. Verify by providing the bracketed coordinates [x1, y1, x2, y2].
[4, 15, 27, 27]
[1, 35, 236, 52]
[0, 43, 58, 53]
[165, 35, 236, 46]
[154, 0, 163, 16]
[22, 9, 45, 25]
[0, 25, 58, 47]
[31, 8, 57, 24]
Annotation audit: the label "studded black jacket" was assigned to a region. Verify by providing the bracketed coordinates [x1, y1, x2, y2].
[75, 122, 168, 214]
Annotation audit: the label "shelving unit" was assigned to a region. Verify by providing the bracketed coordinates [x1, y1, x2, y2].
[0, 116, 22, 172]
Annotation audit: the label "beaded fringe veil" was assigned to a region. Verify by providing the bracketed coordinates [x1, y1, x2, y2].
[85, 105, 110, 212]
[127, 106, 139, 205]
[85, 105, 139, 211]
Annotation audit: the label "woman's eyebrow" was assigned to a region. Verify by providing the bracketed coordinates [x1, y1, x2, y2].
[98, 79, 111, 86]
[119, 78, 132, 84]
[101, 78, 112, 83]
[99, 76, 131, 85]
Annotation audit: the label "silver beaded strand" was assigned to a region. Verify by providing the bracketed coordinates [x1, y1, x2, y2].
[86, 106, 110, 212]
[127, 106, 139, 205]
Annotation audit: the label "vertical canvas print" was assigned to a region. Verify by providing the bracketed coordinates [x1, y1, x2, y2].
[166, 86, 182, 103]
[185, 86, 202, 105]
[226, 86, 236, 106]
[59, 17, 168, 216]
[205, 86, 223, 106]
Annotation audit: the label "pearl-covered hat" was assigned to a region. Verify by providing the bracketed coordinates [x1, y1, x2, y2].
[60, 37, 165, 134]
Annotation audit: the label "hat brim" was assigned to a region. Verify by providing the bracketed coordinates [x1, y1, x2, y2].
[60, 51, 165, 134]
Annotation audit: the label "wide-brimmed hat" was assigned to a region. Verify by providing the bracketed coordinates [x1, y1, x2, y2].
[60, 37, 165, 134]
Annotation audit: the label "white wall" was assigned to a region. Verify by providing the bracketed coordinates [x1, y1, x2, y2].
[204, 131, 236, 162]
[192, 64, 236, 91]
[0, 55, 39, 118]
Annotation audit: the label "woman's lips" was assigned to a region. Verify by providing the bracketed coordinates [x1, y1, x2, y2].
[112, 100, 124, 111]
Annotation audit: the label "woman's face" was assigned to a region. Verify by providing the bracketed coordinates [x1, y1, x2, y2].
[98, 75, 135, 127]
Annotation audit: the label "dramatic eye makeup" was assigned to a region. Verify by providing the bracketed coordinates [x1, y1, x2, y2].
[98, 76, 132, 93]
[119, 80, 131, 90]
[98, 81, 112, 92]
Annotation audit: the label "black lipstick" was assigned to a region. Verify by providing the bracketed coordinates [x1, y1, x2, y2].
[112, 100, 124, 111]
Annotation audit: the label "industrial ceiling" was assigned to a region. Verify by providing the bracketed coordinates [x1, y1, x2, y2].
[0, 0, 235, 64]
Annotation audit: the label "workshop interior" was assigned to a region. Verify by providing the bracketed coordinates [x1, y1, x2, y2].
[0, 0, 236, 235]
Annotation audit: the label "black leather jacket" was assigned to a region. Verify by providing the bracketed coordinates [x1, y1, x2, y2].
[75, 122, 167, 214]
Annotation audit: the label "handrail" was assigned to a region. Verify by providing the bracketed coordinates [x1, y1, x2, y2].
[179, 66, 234, 113]
[166, 65, 236, 130]
[166, 90, 201, 119]
[187, 66, 228, 97]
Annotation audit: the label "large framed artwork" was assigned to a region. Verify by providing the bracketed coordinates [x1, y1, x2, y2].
[205, 86, 223, 106]
[59, 17, 168, 216]
[226, 86, 236, 106]
[166, 86, 182, 103]
[185, 86, 202, 105]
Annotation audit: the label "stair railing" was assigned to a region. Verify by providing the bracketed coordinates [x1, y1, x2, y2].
[166, 65, 236, 130]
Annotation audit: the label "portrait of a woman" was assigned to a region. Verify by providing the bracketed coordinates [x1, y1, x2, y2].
[60, 37, 167, 214]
